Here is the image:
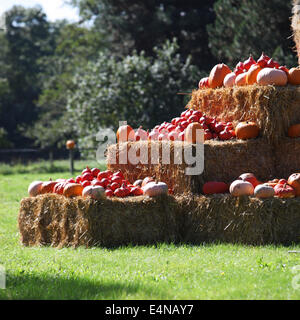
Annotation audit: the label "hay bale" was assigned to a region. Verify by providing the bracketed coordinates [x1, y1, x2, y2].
[292, 0, 300, 64]
[180, 194, 300, 245]
[274, 137, 300, 179]
[18, 194, 300, 247]
[188, 85, 300, 145]
[19, 194, 179, 248]
[107, 139, 275, 194]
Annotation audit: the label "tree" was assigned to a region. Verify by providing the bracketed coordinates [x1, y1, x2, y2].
[70, 0, 217, 68]
[207, 0, 297, 68]
[0, 5, 56, 147]
[66, 39, 202, 149]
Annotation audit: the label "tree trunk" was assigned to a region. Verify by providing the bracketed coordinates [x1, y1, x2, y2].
[292, 0, 300, 64]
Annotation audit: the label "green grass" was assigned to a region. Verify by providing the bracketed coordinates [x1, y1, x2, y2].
[0, 160, 300, 300]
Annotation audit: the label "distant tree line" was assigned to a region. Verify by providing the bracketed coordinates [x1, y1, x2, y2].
[0, 0, 296, 150]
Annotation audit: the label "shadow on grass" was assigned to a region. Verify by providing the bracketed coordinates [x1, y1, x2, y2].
[0, 272, 156, 300]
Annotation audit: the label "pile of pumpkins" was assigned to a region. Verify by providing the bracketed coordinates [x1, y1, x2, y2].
[199, 53, 300, 89]
[203, 173, 300, 199]
[27, 168, 169, 200]
[117, 111, 260, 144]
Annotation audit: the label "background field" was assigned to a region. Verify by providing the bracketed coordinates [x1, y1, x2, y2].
[0, 160, 300, 300]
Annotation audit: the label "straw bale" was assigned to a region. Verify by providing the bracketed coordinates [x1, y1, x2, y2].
[292, 0, 300, 64]
[180, 194, 300, 245]
[188, 85, 300, 145]
[107, 139, 275, 194]
[19, 193, 179, 248]
[18, 193, 300, 247]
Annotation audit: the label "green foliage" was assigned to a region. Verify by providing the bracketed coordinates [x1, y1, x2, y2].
[66, 39, 202, 149]
[208, 0, 297, 68]
[70, 0, 217, 67]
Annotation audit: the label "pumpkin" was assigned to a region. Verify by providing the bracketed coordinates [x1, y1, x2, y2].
[256, 68, 287, 86]
[246, 64, 262, 85]
[288, 67, 300, 85]
[235, 121, 260, 140]
[135, 126, 148, 141]
[82, 185, 105, 200]
[198, 77, 210, 89]
[239, 173, 260, 188]
[230, 180, 254, 196]
[142, 181, 168, 197]
[63, 183, 83, 197]
[263, 179, 279, 188]
[40, 180, 58, 194]
[274, 183, 296, 198]
[235, 72, 247, 86]
[28, 181, 43, 197]
[287, 173, 300, 196]
[202, 182, 229, 195]
[116, 125, 135, 143]
[223, 72, 236, 87]
[133, 179, 143, 187]
[66, 140, 75, 149]
[208, 63, 231, 88]
[141, 176, 155, 187]
[54, 181, 68, 195]
[185, 123, 204, 144]
[288, 124, 300, 138]
[254, 185, 275, 198]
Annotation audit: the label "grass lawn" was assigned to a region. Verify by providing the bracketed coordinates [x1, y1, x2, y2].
[0, 160, 300, 300]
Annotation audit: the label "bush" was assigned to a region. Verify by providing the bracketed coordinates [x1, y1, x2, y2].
[66, 39, 202, 150]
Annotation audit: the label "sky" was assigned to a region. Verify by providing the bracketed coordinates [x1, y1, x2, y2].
[0, 0, 80, 22]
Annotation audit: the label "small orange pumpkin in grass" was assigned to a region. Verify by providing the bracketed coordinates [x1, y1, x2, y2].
[288, 124, 300, 138]
[246, 64, 262, 85]
[116, 125, 135, 143]
[208, 63, 231, 88]
[287, 173, 300, 196]
[235, 121, 260, 140]
[185, 123, 204, 144]
[63, 183, 83, 197]
[288, 67, 300, 85]
[235, 72, 247, 86]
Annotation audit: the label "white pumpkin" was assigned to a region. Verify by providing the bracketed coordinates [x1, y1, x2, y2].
[28, 181, 44, 197]
[223, 72, 236, 87]
[230, 180, 254, 197]
[257, 68, 287, 86]
[82, 185, 105, 200]
[142, 181, 168, 197]
[254, 185, 275, 198]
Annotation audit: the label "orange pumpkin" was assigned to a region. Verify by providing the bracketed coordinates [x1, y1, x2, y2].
[235, 72, 247, 86]
[116, 125, 135, 143]
[287, 173, 300, 196]
[246, 64, 262, 85]
[208, 63, 231, 88]
[235, 121, 260, 140]
[257, 68, 287, 86]
[223, 72, 236, 87]
[66, 140, 76, 149]
[288, 124, 300, 138]
[288, 67, 300, 85]
[185, 123, 204, 144]
[40, 180, 58, 194]
[274, 183, 296, 198]
[63, 183, 83, 197]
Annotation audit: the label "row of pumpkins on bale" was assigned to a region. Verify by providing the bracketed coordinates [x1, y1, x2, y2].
[28, 167, 169, 200]
[198, 52, 300, 88]
[28, 169, 300, 200]
[117, 108, 300, 144]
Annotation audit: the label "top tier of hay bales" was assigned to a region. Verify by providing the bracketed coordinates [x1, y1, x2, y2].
[292, 0, 300, 64]
[188, 85, 300, 145]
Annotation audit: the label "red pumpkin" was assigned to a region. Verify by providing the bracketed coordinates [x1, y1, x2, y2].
[239, 173, 260, 188]
[203, 182, 229, 195]
[40, 180, 58, 194]
[274, 183, 296, 198]
[116, 125, 135, 143]
[209, 63, 232, 88]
